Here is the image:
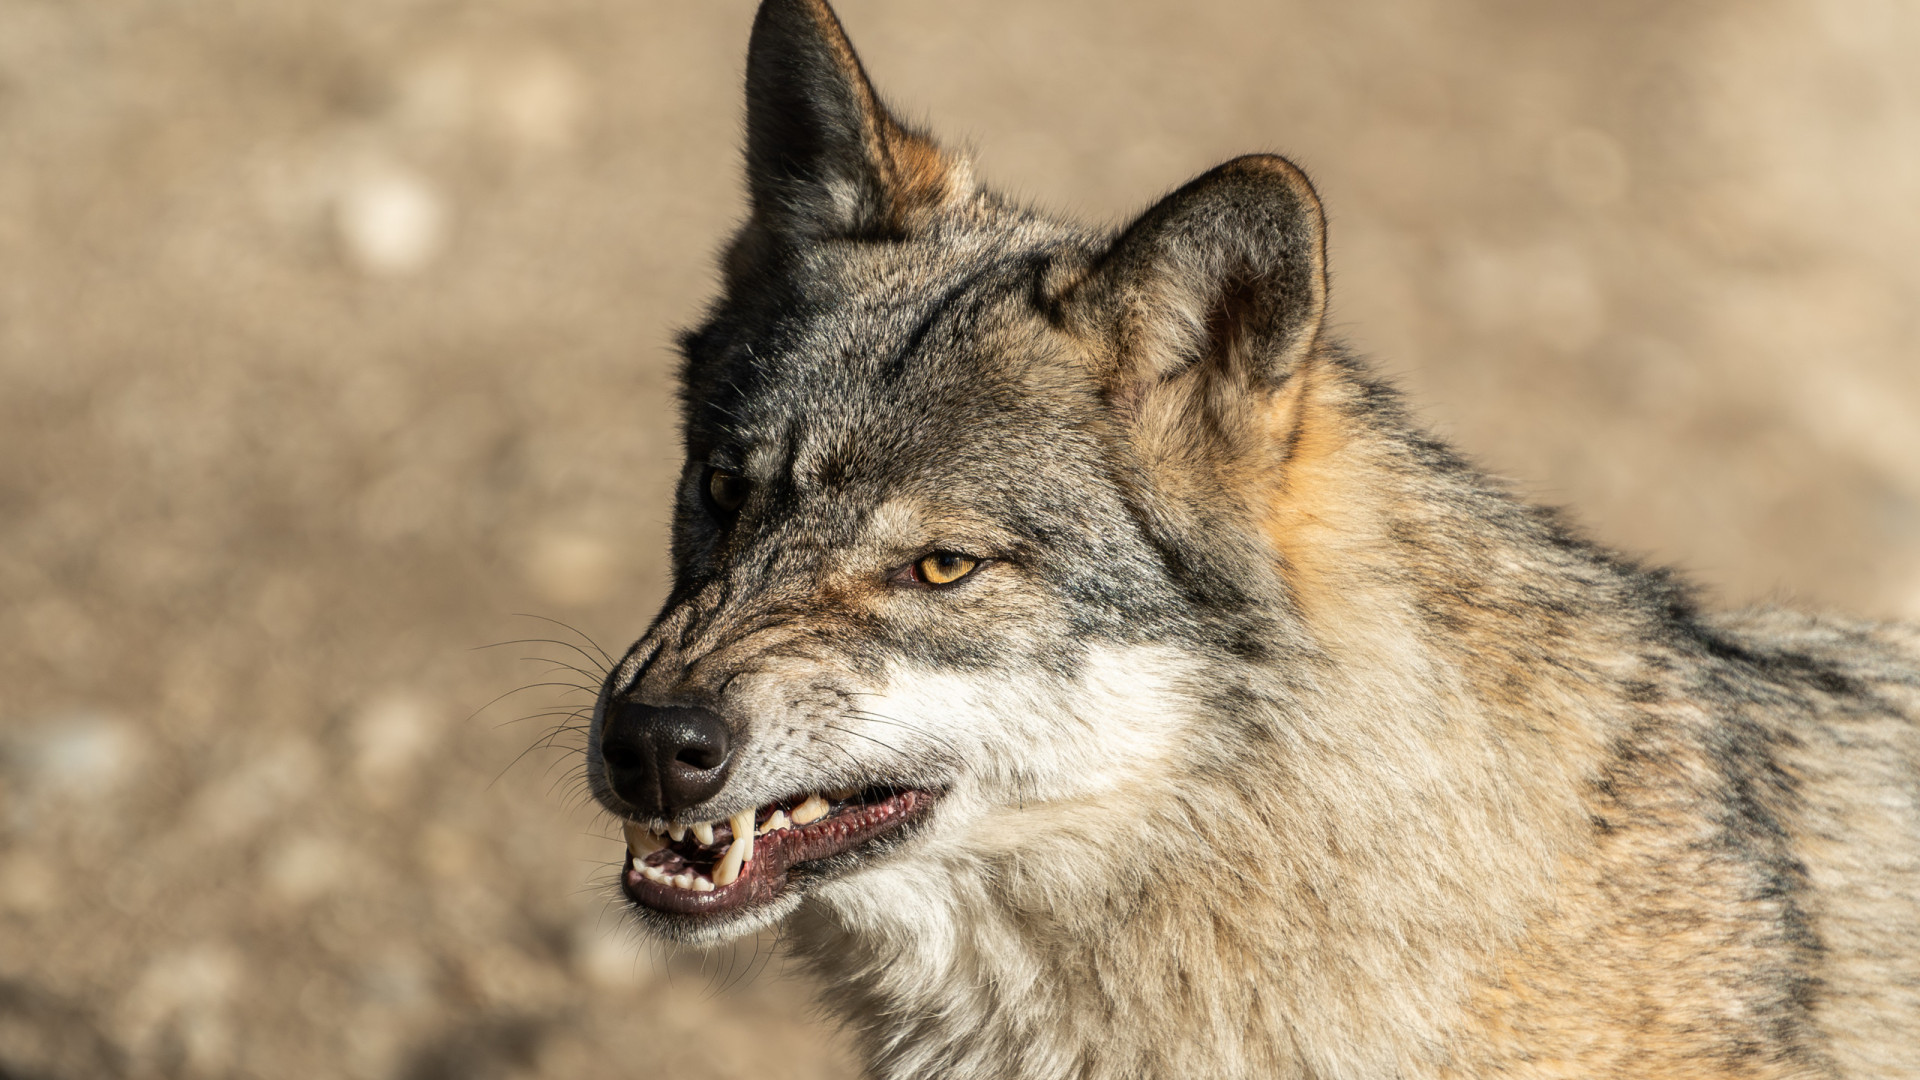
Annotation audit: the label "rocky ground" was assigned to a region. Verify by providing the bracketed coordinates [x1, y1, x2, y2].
[2, 0, 1916, 1076]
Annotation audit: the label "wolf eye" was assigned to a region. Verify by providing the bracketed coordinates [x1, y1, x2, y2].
[705, 469, 750, 514]
[916, 552, 978, 587]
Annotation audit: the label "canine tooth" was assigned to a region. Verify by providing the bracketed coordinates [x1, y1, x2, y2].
[792, 793, 829, 825]
[730, 810, 756, 863]
[692, 821, 715, 846]
[759, 809, 790, 835]
[712, 840, 745, 886]
[713, 811, 756, 888]
[668, 822, 687, 842]
[623, 821, 666, 856]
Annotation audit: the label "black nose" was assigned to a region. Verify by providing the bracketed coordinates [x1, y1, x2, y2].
[597, 701, 734, 818]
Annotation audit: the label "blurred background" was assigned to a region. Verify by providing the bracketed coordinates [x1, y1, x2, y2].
[2, 0, 1916, 1076]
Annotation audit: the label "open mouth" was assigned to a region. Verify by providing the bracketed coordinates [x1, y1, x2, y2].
[620, 786, 937, 916]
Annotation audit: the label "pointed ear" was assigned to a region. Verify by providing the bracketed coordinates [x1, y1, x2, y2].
[743, 0, 968, 239]
[1060, 155, 1328, 392]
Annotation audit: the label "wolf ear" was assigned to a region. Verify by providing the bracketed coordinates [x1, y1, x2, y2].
[1060, 155, 1328, 391]
[743, 0, 967, 239]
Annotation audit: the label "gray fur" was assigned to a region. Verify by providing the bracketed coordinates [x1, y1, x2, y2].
[583, 2, 1920, 1076]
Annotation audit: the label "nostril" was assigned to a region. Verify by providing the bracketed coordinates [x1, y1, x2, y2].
[675, 745, 725, 771]
[602, 742, 644, 770]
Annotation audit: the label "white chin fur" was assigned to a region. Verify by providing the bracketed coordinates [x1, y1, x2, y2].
[803, 640, 1203, 968]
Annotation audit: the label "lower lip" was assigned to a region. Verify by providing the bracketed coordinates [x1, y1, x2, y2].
[621, 788, 938, 917]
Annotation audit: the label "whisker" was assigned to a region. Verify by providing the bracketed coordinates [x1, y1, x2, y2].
[820, 721, 923, 764]
[511, 612, 616, 669]
[847, 709, 966, 760]
[547, 761, 593, 798]
[493, 720, 591, 789]
[465, 681, 596, 727]
[473, 637, 610, 675]
[805, 731, 870, 783]
[495, 708, 591, 730]
[524, 658, 608, 683]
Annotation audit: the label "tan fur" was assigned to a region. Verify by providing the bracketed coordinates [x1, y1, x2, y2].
[600, 5, 1920, 1076]
[781, 339, 1920, 1078]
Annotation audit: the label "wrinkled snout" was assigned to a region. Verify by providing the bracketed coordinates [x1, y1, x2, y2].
[598, 700, 735, 819]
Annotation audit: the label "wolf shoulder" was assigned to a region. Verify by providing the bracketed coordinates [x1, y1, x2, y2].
[1702, 606, 1920, 723]
[1696, 606, 1920, 804]
[1701, 607, 1920, 1066]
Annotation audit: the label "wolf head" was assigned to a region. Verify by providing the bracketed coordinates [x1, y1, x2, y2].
[588, 0, 1330, 945]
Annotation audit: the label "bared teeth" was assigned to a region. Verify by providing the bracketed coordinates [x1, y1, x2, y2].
[713, 809, 756, 887]
[623, 821, 666, 857]
[731, 810, 755, 861]
[792, 793, 830, 825]
[712, 840, 744, 886]
[635, 787, 861, 892]
[634, 860, 716, 893]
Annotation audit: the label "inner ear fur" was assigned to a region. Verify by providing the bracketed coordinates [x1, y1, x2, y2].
[1061, 154, 1328, 393]
[742, 0, 969, 241]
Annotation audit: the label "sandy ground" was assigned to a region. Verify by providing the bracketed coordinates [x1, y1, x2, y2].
[2, 0, 1917, 1076]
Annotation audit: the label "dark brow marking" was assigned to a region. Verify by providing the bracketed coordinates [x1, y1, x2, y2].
[881, 260, 1011, 383]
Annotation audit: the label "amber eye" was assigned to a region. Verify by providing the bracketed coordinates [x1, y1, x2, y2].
[916, 552, 978, 587]
[705, 469, 750, 513]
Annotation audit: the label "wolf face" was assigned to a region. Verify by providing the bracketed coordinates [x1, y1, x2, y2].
[586, 0, 1328, 945]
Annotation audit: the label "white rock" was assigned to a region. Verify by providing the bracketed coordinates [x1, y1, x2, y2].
[8, 712, 141, 797]
[334, 164, 448, 276]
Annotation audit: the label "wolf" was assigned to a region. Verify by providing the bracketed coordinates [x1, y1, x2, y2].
[582, 1, 1920, 1076]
